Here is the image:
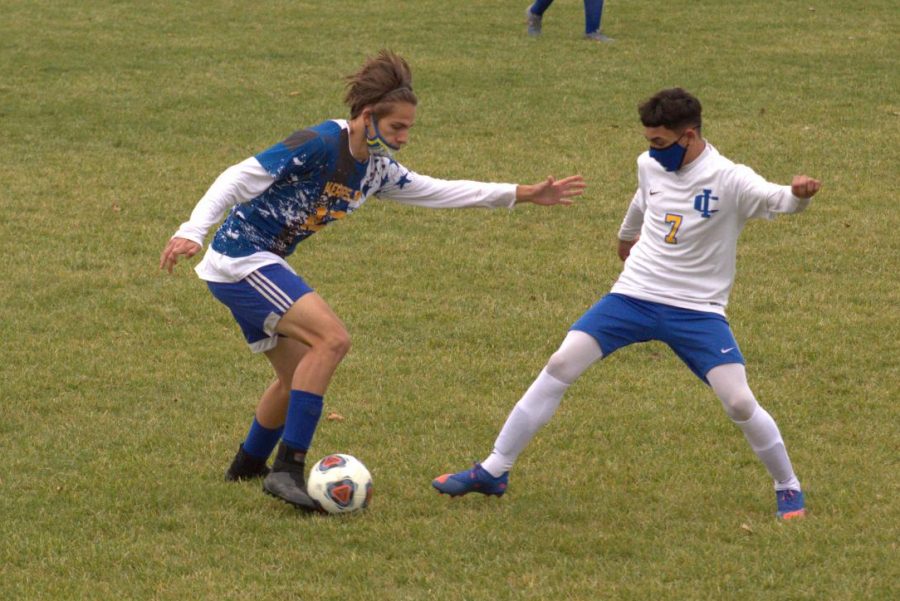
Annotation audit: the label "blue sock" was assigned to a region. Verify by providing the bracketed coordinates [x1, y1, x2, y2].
[282, 390, 324, 452]
[584, 0, 604, 34]
[242, 417, 284, 460]
[531, 0, 554, 16]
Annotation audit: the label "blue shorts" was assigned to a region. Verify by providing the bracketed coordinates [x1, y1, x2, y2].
[571, 293, 744, 384]
[207, 264, 314, 353]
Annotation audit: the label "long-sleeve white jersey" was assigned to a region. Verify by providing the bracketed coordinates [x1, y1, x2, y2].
[611, 143, 810, 315]
[172, 119, 517, 283]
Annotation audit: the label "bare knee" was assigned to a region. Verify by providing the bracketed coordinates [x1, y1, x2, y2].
[318, 327, 351, 361]
[275, 376, 293, 399]
[280, 318, 351, 363]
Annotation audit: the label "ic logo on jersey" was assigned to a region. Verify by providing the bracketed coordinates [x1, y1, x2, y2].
[694, 189, 719, 218]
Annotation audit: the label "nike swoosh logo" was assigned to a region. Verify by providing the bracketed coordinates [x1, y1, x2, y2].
[721, 347, 735, 353]
[649, 190, 661, 195]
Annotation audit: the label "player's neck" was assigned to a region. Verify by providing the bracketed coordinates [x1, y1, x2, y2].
[347, 116, 370, 162]
[682, 138, 707, 168]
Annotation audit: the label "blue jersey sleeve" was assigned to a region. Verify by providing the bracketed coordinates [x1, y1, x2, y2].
[255, 129, 329, 181]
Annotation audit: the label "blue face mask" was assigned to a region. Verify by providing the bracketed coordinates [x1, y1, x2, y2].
[365, 117, 400, 159]
[649, 135, 688, 172]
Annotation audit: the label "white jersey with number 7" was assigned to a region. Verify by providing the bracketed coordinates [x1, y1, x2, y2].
[612, 143, 810, 316]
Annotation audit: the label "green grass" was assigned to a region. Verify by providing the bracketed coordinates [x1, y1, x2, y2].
[1, 1, 898, 599]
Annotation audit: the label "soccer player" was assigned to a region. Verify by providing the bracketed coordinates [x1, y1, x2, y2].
[433, 88, 820, 520]
[159, 50, 585, 513]
[526, 1, 613, 42]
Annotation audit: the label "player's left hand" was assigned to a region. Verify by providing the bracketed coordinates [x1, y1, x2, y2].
[791, 175, 821, 199]
[518, 175, 586, 206]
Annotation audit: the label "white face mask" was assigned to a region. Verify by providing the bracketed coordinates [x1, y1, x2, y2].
[365, 117, 400, 159]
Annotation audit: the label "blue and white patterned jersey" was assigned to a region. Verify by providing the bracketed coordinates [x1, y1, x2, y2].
[173, 119, 516, 283]
[214, 120, 375, 258]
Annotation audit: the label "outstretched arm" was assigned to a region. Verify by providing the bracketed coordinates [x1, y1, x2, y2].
[515, 175, 586, 206]
[733, 166, 822, 219]
[379, 166, 584, 210]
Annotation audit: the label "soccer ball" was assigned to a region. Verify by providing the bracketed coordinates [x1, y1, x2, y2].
[307, 454, 373, 514]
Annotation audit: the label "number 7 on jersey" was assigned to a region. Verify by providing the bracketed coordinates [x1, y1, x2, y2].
[664, 213, 683, 244]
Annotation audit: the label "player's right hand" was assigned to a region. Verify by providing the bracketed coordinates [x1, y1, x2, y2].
[617, 236, 639, 262]
[160, 237, 201, 273]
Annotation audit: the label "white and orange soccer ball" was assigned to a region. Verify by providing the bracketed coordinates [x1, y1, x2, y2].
[307, 454, 373, 514]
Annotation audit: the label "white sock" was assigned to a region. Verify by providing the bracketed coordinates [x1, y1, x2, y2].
[734, 406, 801, 491]
[481, 369, 569, 477]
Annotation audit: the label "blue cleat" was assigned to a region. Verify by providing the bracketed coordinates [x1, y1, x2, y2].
[776, 489, 806, 520]
[433, 463, 509, 497]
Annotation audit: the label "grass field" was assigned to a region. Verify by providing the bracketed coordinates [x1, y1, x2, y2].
[2, 1, 898, 599]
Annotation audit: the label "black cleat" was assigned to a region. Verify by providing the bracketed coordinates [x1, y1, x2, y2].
[263, 471, 321, 512]
[262, 443, 321, 513]
[225, 444, 271, 481]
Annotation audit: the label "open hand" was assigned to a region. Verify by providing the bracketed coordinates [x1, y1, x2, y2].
[518, 175, 586, 206]
[160, 237, 201, 273]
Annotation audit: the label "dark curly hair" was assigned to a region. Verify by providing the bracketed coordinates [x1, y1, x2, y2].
[638, 88, 702, 131]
